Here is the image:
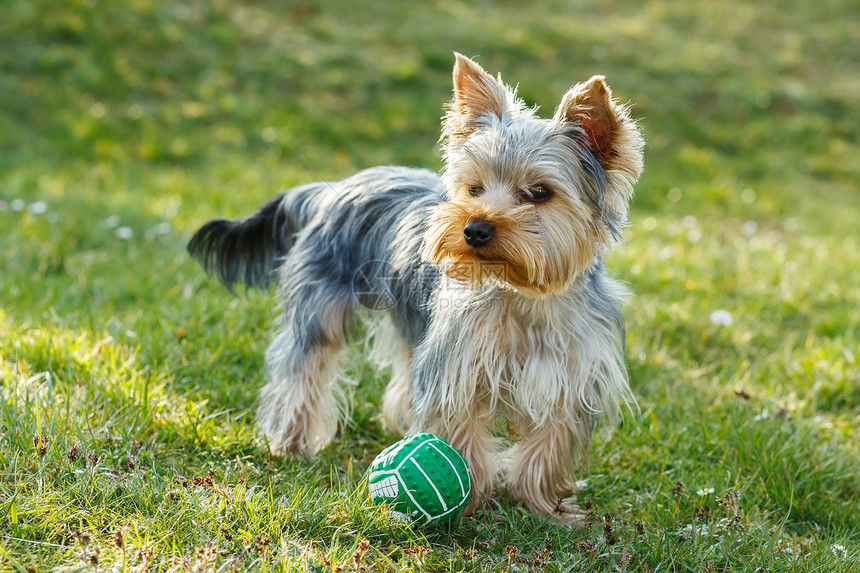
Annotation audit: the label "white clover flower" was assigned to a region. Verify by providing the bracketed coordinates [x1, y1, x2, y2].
[830, 544, 847, 558]
[145, 221, 173, 240]
[153, 221, 171, 235]
[27, 201, 48, 215]
[115, 226, 133, 240]
[754, 408, 770, 422]
[710, 310, 734, 326]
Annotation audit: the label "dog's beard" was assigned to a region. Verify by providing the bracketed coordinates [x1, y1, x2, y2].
[422, 200, 605, 295]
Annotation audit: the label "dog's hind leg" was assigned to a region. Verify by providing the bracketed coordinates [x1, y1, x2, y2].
[258, 296, 354, 460]
[380, 342, 413, 435]
[362, 314, 416, 435]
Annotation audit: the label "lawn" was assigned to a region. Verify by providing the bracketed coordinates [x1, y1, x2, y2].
[1, 0, 858, 571]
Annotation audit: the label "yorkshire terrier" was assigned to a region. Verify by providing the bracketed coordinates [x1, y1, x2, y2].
[188, 54, 644, 525]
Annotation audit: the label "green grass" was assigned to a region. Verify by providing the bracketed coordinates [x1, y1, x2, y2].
[1, 0, 858, 570]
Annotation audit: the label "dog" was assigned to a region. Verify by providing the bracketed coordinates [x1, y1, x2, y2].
[188, 53, 643, 524]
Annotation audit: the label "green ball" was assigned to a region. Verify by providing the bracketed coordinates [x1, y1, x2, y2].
[368, 432, 472, 526]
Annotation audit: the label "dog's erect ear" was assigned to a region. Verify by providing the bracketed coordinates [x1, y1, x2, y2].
[444, 53, 514, 140]
[554, 75, 622, 169]
[555, 75, 644, 233]
[452, 53, 507, 119]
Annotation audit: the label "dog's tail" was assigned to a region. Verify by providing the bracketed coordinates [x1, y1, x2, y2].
[187, 182, 325, 290]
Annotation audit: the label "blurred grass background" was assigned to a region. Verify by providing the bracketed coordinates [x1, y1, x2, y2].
[1, 0, 858, 571]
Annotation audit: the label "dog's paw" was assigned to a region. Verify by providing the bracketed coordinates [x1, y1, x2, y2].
[261, 418, 327, 461]
[547, 497, 585, 527]
[463, 492, 488, 516]
[264, 435, 316, 461]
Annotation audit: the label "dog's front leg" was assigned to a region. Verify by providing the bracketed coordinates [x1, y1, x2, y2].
[417, 398, 500, 515]
[505, 416, 591, 526]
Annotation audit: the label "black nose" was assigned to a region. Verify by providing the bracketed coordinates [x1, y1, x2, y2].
[463, 220, 495, 247]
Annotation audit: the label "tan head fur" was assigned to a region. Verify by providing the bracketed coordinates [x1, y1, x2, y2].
[423, 54, 644, 296]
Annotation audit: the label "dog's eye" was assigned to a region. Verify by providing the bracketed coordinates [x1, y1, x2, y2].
[529, 186, 552, 202]
[468, 185, 483, 196]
